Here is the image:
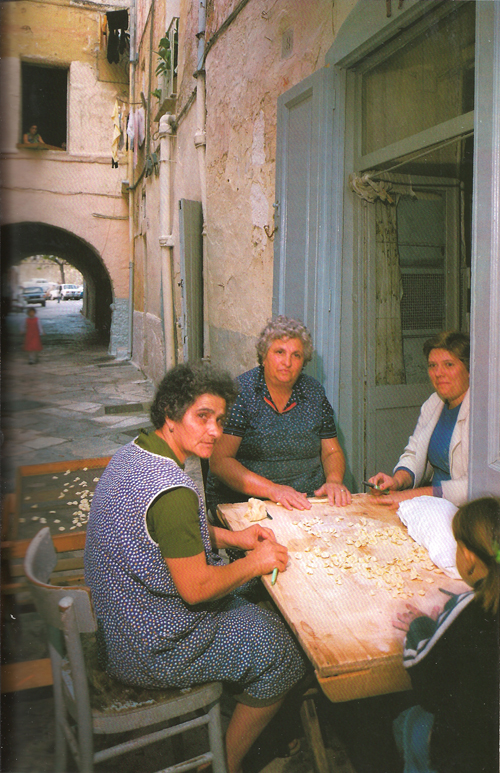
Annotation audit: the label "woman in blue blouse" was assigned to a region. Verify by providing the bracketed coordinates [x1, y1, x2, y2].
[369, 331, 470, 507]
[206, 316, 351, 513]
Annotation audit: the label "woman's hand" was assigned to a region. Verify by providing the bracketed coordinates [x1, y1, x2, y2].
[368, 469, 415, 496]
[315, 481, 352, 507]
[211, 435, 311, 510]
[246, 537, 289, 576]
[166, 534, 288, 604]
[232, 524, 276, 551]
[393, 603, 440, 632]
[369, 486, 434, 508]
[368, 472, 397, 494]
[221, 523, 290, 576]
[269, 484, 311, 510]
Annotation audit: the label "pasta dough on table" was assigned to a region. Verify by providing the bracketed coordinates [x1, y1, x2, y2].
[245, 498, 268, 521]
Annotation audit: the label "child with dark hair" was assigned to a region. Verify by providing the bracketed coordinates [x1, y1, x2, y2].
[393, 496, 500, 773]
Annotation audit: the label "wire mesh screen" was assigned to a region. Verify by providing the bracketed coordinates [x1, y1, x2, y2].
[401, 273, 445, 330]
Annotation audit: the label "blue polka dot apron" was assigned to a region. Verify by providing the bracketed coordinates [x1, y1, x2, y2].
[84, 442, 307, 702]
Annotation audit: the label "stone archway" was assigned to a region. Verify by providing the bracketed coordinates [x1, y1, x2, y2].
[1, 222, 113, 342]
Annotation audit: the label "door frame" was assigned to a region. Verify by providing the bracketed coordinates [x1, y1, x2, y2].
[469, 1, 500, 495]
[273, 0, 500, 494]
[322, 0, 499, 494]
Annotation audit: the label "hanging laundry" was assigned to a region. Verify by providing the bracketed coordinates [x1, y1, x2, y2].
[127, 110, 137, 167]
[136, 107, 146, 147]
[118, 107, 125, 151]
[106, 10, 129, 64]
[111, 99, 121, 167]
[127, 110, 135, 145]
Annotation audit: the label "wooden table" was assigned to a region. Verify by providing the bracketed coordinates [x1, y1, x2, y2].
[218, 494, 468, 704]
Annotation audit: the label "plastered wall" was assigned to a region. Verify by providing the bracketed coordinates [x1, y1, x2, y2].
[203, 1, 336, 373]
[0, 0, 131, 353]
[129, 0, 355, 374]
[130, 0, 340, 379]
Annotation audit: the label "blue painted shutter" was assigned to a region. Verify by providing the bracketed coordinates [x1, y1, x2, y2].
[273, 66, 342, 399]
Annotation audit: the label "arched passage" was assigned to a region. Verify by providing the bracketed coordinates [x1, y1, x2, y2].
[1, 222, 113, 342]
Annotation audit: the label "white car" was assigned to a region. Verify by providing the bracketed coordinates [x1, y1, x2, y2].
[60, 284, 80, 300]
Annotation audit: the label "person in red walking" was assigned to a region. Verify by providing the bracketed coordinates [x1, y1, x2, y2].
[21, 307, 44, 364]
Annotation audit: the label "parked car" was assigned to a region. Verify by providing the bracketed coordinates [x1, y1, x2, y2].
[22, 286, 46, 307]
[75, 285, 84, 299]
[60, 284, 80, 300]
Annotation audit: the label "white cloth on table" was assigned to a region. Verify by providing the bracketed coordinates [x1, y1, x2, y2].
[397, 496, 459, 579]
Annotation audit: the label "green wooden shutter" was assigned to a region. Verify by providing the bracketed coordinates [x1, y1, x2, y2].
[179, 199, 203, 362]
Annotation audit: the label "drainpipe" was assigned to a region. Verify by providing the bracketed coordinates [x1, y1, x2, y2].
[195, 0, 210, 360]
[127, 0, 137, 359]
[159, 113, 177, 370]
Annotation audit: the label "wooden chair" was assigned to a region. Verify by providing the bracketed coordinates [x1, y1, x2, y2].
[24, 527, 227, 773]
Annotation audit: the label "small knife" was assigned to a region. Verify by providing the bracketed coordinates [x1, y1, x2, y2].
[363, 480, 390, 494]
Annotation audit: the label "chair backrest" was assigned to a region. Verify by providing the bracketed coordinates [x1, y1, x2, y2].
[24, 527, 96, 633]
[24, 527, 96, 763]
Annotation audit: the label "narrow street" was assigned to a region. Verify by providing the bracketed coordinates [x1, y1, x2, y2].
[2, 299, 155, 497]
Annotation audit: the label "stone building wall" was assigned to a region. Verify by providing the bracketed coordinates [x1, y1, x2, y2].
[0, 0, 131, 355]
[204, 1, 337, 373]
[129, 0, 342, 380]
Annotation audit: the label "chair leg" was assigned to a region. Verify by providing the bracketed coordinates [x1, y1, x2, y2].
[78, 718, 95, 773]
[300, 695, 329, 773]
[50, 656, 68, 773]
[207, 700, 227, 773]
[53, 719, 68, 773]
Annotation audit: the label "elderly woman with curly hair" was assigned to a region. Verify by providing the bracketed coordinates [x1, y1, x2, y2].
[206, 316, 351, 514]
[84, 362, 308, 773]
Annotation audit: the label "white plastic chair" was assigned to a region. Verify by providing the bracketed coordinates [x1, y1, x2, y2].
[24, 527, 227, 773]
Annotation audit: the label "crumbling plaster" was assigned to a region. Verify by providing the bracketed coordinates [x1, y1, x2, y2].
[130, 0, 352, 379]
[130, 0, 203, 377]
[202, 0, 335, 372]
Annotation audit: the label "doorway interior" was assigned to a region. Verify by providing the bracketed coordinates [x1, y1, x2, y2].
[349, 0, 475, 478]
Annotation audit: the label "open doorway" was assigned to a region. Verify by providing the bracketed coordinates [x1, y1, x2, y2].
[275, 0, 499, 494]
[351, 1, 475, 478]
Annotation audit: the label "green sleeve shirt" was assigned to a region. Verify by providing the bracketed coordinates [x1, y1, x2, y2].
[134, 430, 205, 558]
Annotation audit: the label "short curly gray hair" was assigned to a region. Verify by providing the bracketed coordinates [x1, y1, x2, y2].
[256, 315, 314, 365]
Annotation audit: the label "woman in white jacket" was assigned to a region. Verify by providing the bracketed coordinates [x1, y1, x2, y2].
[369, 331, 470, 507]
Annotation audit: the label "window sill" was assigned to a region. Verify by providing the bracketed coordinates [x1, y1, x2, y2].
[17, 143, 66, 151]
